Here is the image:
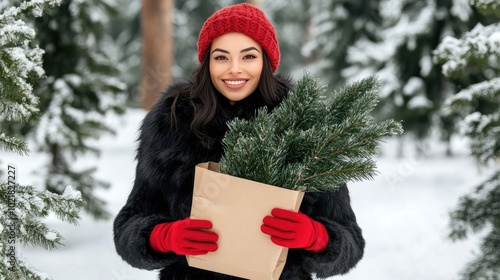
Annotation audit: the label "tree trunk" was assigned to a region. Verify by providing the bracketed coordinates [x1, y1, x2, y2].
[140, 0, 174, 111]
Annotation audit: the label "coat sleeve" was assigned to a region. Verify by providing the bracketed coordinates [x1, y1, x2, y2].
[113, 186, 179, 270]
[113, 89, 195, 270]
[299, 183, 365, 278]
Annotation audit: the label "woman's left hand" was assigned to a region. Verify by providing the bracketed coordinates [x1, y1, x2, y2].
[261, 208, 329, 252]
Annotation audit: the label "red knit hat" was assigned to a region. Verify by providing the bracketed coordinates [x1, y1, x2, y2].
[197, 3, 280, 72]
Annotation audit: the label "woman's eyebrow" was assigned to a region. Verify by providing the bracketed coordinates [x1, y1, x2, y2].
[211, 47, 260, 54]
[211, 48, 229, 54]
[241, 47, 260, 53]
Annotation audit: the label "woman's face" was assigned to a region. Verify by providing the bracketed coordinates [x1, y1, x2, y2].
[209, 32, 263, 104]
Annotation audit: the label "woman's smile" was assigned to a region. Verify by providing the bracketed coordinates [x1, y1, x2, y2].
[223, 79, 248, 89]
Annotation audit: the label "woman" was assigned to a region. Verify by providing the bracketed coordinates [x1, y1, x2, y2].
[113, 3, 365, 279]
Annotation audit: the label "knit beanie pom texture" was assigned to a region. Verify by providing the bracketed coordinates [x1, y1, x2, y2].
[197, 3, 280, 72]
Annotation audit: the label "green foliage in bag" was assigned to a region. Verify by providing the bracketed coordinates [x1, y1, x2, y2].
[220, 73, 403, 192]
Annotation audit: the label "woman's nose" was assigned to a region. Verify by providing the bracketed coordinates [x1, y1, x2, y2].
[229, 60, 242, 74]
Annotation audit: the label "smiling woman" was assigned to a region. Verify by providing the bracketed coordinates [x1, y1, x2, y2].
[113, 3, 365, 280]
[209, 33, 263, 104]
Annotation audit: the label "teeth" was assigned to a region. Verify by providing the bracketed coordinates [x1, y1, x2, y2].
[225, 80, 245, 85]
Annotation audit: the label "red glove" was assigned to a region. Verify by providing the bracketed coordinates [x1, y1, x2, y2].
[149, 217, 218, 255]
[261, 208, 328, 253]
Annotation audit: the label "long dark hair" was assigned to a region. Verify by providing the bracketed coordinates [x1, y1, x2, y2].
[171, 49, 290, 148]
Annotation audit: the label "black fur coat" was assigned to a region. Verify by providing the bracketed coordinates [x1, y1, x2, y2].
[113, 80, 365, 280]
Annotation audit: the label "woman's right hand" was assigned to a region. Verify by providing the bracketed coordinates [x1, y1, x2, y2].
[149, 217, 218, 255]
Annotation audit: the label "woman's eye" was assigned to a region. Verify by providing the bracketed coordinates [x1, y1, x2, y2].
[214, 56, 228, 60]
[243, 54, 256, 59]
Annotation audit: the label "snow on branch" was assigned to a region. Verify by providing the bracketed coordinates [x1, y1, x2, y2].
[470, 0, 500, 16]
[0, 183, 83, 279]
[433, 22, 500, 77]
[443, 77, 500, 111]
[0, 0, 61, 21]
[0, 0, 61, 123]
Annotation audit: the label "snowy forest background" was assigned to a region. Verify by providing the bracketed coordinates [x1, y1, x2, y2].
[1, 0, 499, 279]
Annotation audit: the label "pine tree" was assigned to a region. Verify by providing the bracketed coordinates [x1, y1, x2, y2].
[5, 0, 128, 220]
[220, 73, 403, 191]
[433, 1, 500, 279]
[304, 0, 382, 87]
[344, 0, 486, 152]
[0, 1, 84, 279]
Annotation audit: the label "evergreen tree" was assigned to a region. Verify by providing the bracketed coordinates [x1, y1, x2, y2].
[0, 1, 84, 279]
[434, 1, 500, 278]
[220, 73, 403, 191]
[344, 0, 484, 152]
[304, 0, 382, 87]
[7, 0, 128, 220]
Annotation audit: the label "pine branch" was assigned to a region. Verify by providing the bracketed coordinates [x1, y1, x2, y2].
[443, 77, 500, 113]
[0, 0, 61, 22]
[0, 183, 83, 279]
[433, 22, 500, 78]
[1, 260, 51, 280]
[220, 73, 403, 192]
[45, 163, 109, 220]
[18, 218, 63, 250]
[0, 184, 84, 246]
[449, 172, 500, 241]
[0, 132, 28, 155]
[448, 171, 500, 280]
[470, 0, 500, 16]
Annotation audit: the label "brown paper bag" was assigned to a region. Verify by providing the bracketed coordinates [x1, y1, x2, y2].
[187, 162, 304, 280]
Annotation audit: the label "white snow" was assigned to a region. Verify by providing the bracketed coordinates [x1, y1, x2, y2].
[419, 53, 433, 77]
[472, 0, 500, 9]
[407, 95, 433, 109]
[44, 231, 58, 242]
[434, 22, 500, 76]
[403, 77, 434, 110]
[31, 195, 45, 211]
[445, 77, 500, 107]
[451, 0, 472, 22]
[403, 77, 424, 96]
[3, 109, 496, 280]
[35, 77, 72, 145]
[61, 185, 82, 200]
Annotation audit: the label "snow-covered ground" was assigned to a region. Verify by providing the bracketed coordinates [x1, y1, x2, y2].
[4, 109, 496, 280]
